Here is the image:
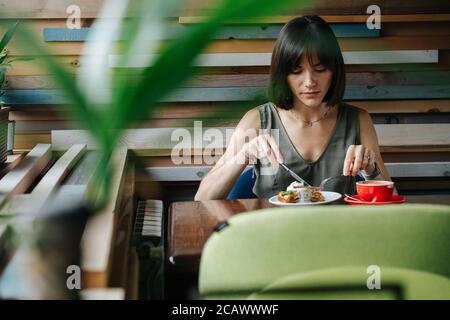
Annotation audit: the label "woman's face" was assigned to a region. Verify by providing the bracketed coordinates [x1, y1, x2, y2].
[286, 54, 333, 108]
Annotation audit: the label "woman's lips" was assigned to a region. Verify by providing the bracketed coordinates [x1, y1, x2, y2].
[302, 91, 320, 98]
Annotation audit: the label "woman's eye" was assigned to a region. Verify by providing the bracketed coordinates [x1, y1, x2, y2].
[291, 69, 302, 74]
[315, 67, 326, 73]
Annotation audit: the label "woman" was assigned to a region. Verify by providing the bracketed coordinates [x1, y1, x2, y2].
[195, 15, 391, 200]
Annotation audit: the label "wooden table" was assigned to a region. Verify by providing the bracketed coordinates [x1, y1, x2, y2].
[167, 195, 450, 275]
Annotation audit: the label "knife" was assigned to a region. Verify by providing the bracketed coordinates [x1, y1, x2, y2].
[279, 163, 311, 186]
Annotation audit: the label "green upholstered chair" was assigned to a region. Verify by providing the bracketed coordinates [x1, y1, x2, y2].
[248, 266, 450, 300]
[198, 204, 450, 299]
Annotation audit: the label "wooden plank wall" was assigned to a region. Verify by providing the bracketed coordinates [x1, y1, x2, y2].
[1, 0, 449, 163]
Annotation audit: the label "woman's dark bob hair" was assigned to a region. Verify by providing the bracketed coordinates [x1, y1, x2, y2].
[268, 15, 345, 109]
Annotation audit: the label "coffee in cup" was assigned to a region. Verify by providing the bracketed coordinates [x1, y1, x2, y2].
[356, 180, 394, 202]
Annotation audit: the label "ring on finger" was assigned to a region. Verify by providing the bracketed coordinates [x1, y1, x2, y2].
[363, 149, 371, 161]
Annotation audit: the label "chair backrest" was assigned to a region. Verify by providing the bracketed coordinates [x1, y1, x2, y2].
[226, 167, 257, 200]
[199, 204, 450, 299]
[247, 266, 450, 300]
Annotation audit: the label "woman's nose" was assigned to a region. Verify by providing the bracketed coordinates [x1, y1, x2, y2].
[304, 71, 317, 87]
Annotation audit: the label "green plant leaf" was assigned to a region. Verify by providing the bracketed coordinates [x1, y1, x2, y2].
[2, 0, 312, 211]
[5, 56, 33, 64]
[109, 0, 309, 133]
[0, 68, 4, 85]
[12, 22, 111, 149]
[0, 50, 8, 64]
[0, 20, 19, 53]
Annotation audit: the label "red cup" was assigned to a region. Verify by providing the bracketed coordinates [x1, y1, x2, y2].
[356, 180, 394, 202]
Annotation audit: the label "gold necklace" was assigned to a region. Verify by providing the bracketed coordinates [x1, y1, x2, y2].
[289, 106, 333, 127]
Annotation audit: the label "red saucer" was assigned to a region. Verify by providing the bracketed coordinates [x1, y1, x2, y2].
[343, 194, 406, 205]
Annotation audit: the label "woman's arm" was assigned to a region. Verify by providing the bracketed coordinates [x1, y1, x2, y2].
[194, 109, 260, 200]
[358, 109, 399, 194]
[343, 108, 397, 194]
[358, 109, 392, 182]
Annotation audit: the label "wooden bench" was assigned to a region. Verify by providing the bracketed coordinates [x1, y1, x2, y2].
[0, 144, 137, 299]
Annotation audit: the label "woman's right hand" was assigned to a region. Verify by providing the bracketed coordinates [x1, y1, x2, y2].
[241, 134, 284, 165]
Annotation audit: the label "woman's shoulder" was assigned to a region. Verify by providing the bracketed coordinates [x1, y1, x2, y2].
[237, 101, 274, 130]
[236, 105, 263, 131]
[340, 101, 370, 119]
[340, 101, 365, 113]
[340, 101, 374, 133]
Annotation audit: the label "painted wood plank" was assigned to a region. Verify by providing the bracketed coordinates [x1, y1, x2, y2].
[5, 83, 449, 105]
[5, 51, 450, 76]
[166, 85, 450, 101]
[382, 21, 450, 37]
[13, 133, 51, 151]
[143, 152, 450, 169]
[39, 148, 124, 289]
[185, 0, 448, 16]
[9, 99, 450, 121]
[109, 51, 439, 68]
[43, 28, 92, 42]
[0, 153, 26, 179]
[43, 24, 379, 42]
[0, 0, 446, 19]
[32, 144, 87, 195]
[10, 36, 450, 57]
[181, 71, 450, 88]
[0, 194, 42, 217]
[52, 128, 232, 150]
[10, 113, 450, 135]
[0, 144, 51, 197]
[344, 50, 439, 64]
[0, 1, 105, 19]
[2, 57, 79, 76]
[375, 124, 450, 147]
[51, 124, 450, 151]
[204, 38, 450, 53]
[108, 160, 134, 289]
[144, 161, 450, 181]
[179, 14, 450, 24]
[386, 162, 450, 178]
[80, 148, 128, 287]
[62, 151, 101, 193]
[11, 70, 449, 90]
[2, 89, 71, 104]
[11, 113, 450, 134]
[152, 100, 450, 116]
[132, 145, 450, 156]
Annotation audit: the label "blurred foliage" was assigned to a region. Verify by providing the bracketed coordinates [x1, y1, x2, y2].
[0, 21, 32, 103]
[2, 0, 309, 209]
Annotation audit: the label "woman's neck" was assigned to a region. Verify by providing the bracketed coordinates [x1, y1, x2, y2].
[291, 101, 329, 120]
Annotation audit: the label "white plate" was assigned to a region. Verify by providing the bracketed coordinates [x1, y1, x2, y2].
[269, 191, 342, 206]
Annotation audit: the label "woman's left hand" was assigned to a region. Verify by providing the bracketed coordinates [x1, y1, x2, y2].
[343, 144, 376, 176]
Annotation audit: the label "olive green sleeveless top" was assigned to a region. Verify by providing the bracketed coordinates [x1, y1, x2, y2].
[252, 102, 360, 198]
